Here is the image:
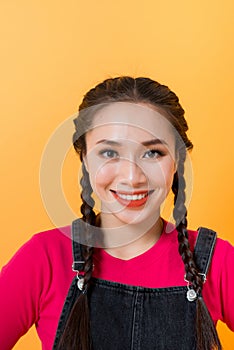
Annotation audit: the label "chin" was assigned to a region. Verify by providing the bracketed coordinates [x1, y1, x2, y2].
[113, 209, 160, 227]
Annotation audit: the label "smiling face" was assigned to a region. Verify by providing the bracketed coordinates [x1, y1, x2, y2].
[84, 102, 177, 228]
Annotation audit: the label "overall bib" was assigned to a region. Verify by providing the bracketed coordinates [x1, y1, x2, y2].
[53, 221, 217, 350]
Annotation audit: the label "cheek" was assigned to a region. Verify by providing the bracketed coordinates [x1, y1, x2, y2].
[146, 160, 176, 188]
[88, 162, 117, 194]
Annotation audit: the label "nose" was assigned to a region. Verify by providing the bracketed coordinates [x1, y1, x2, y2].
[118, 159, 147, 187]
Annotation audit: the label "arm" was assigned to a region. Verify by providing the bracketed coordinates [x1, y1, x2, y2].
[219, 240, 234, 331]
[0, 235, 46, 349]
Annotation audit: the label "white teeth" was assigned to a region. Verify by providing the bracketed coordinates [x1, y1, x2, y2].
[117, 192, 148, 200]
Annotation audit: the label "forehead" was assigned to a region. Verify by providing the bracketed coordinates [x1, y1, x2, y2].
[87, 102, 175, 143]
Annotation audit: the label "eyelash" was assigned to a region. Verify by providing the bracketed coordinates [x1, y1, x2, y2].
[98, 149, 119, 159]
[98, 148, 166, 160]
[143, 149, 165, 159]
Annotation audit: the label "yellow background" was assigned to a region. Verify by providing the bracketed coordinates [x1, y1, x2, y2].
[1, 0, 234, 348]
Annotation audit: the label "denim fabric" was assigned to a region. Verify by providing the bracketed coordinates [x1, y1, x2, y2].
[53, 224, 217, 349]
[53, 278, 196, 350]
[89, 280, 196, 350]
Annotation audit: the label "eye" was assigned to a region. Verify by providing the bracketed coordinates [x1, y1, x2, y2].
[143, 149, 164, 159]
[99, 149, 119, 159]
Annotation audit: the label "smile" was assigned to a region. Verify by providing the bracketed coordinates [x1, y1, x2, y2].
[110, 190, 154, 208]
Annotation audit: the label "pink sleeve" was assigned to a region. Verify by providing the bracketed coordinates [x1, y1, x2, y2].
[0, 235, 48, 349]
[219, 240, 234, 331]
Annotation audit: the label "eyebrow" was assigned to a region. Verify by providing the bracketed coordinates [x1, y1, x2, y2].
[96, 138, 168, 146]
[141, 138, 168, 147]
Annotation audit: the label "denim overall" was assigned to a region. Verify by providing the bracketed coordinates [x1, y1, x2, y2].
[53, 221, 217, 350]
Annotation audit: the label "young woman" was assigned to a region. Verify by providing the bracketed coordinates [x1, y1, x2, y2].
[0, 77, 234, 350]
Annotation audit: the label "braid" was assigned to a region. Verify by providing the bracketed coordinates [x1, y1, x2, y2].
[172, 147, 222, 350]
[172, 147, 203, 294]
[80, 162, 96, 293]
[80, 162, 95, 224]
[57, 163, 96, 350]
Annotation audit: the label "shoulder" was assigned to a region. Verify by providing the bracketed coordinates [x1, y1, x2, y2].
[29, 225, 71, 247]
[29, 225, 72, 256]
[0, 224, 74, 309]
[163, 219, 233, 258]
[1, 225, 72, 276]
[187, 225, 234, 274]
[211, 235, 234, 274]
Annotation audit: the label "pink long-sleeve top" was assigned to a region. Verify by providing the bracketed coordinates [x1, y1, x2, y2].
[0, 220, 234, 349]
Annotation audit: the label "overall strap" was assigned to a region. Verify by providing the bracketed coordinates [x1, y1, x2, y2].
[52, 220, 85, 349]
[193, 227, 217, 281]
[72, 219, 85, 272]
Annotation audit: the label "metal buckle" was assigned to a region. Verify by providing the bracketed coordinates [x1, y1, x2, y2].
[72, 261, 85, 272]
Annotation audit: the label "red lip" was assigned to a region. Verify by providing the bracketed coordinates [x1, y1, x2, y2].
[110, 190, 153, 208]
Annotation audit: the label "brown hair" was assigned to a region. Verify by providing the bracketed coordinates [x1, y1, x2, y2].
[57, 76, 221, 350]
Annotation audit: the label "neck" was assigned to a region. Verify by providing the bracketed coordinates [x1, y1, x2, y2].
[99, 216, 164, 260]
